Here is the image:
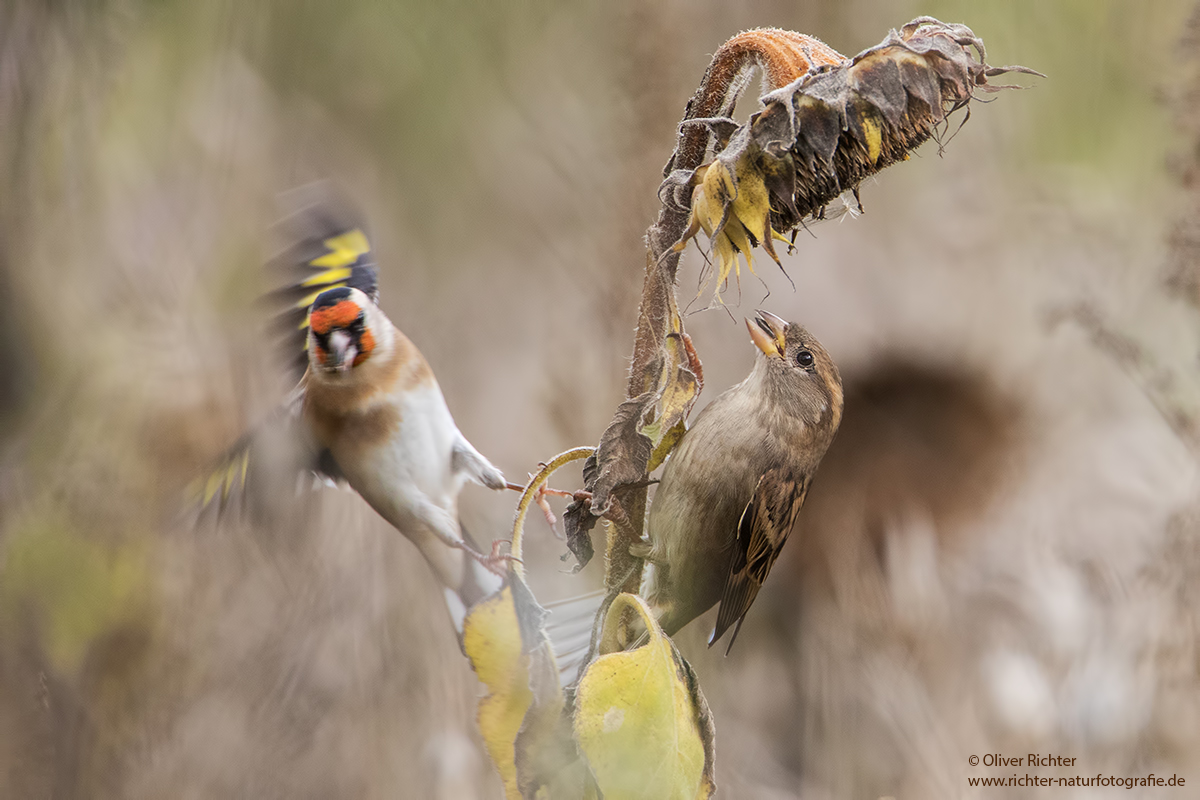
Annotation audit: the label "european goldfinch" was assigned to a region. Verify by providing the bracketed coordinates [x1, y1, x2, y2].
[193, 194, 508, 613]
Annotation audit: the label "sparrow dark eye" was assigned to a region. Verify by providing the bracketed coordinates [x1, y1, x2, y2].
[795, 349, 815, 368]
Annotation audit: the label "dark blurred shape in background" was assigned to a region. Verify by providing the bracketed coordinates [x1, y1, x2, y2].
[3, 1, 1200, 797]
[816, 363, 1022, 536]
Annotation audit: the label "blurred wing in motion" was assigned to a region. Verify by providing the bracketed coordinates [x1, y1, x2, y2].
[185, 388, 343, 524]
[188, 187, 373, 522]
[263, 188, 380, 381]
[710, 468, 808, 653]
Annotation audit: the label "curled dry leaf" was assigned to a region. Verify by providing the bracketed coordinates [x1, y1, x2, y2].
[589, 393, 656, 522]
[464, 575, 586, 800]
[562, 492, 599, 573]
[462, 584, 537, 799]
[566, 320, 701, 574]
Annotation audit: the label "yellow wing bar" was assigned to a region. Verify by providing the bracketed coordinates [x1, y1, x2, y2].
[297, 229, 372, 330]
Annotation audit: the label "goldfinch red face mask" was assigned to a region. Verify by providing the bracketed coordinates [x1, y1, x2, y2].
[307, 287, 376, 373]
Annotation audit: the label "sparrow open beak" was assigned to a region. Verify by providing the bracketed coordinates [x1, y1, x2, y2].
[746, 309, 789, 357]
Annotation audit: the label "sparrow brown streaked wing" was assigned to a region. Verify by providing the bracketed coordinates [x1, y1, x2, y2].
[710, 468, 809, 653]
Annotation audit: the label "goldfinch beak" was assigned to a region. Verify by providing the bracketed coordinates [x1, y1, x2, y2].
[747, 309, 788, 357]
[327, 329, 358, 372]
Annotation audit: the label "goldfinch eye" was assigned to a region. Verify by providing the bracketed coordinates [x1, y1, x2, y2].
[795, 349, 814, 368]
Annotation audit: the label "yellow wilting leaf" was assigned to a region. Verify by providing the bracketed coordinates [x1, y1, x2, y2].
[640, 331, 699, 472]
[463, 585, 534, 799]
[646, 418, 687, 474]
[722, 210, 757, 281]
[574, 594, 714, 800]
[463, 563, 586, 798]
[689, 160, 741, 303]
[693, 161, 733, 238]
[728, 156, 788, 266]
[684, 152, 792, 305]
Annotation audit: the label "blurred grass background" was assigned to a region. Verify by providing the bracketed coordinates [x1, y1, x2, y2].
[3, 0, 1200, 797]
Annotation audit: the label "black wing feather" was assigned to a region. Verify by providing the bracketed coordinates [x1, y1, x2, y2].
[262, 186, 380, 381]
[186, 185, 372, 527]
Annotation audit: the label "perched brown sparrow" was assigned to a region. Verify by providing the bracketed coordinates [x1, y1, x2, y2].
[636, 310, 843, 650]
[192, 197, 508, 620]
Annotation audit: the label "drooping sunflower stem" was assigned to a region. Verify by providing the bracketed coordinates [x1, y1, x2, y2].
[565, 15, 1039, 615]
[662, 29, 847, 211]
[599, 31, 850, 597]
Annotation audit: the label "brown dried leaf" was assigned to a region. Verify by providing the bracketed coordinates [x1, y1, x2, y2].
[590, 392, 655, 517]
[562, 493, 597, 572]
